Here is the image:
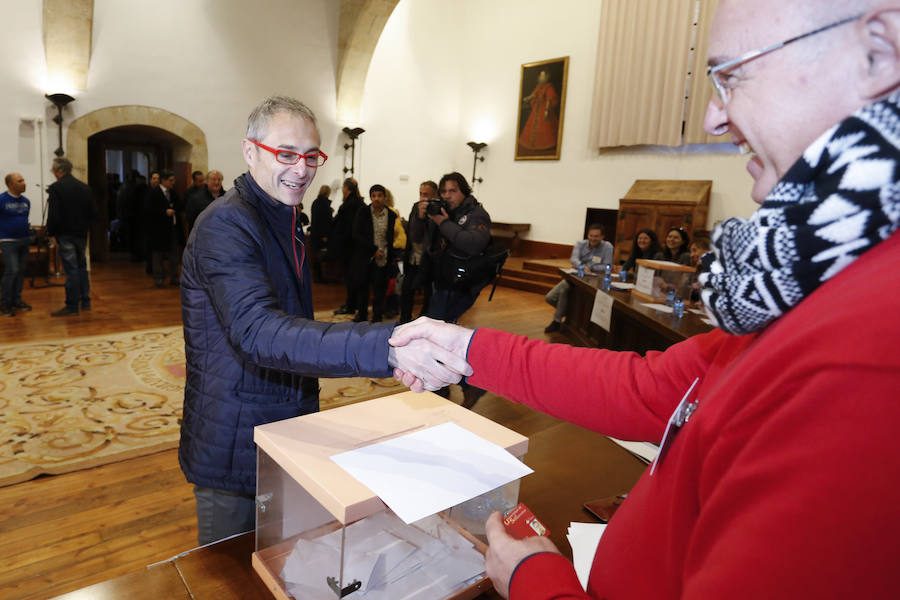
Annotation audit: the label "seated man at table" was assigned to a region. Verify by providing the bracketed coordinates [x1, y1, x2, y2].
[390, 1, 900, 597]
[544, 223, 612, 333]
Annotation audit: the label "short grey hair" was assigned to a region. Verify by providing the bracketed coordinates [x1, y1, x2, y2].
[246, 96, 318, 141]
[53, 157, 73, 175]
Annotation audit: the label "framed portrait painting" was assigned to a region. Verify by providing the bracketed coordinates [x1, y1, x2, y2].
[515, 56, 569, 160]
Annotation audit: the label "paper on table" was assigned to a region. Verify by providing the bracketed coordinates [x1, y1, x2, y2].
[610, 282, 635, 290]
[567, 522, 607, 591]
[606, 437, 659, 464]
[688, 307, 706, 315]
[590, 289, 614, 332]
[331, 422, 533, 524]
[640, 302, 674, 313]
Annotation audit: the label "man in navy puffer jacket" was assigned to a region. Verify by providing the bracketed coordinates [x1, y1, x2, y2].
[180, 96, 470, 545]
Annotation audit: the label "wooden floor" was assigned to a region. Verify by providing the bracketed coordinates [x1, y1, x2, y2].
[0, 254, 590, 600]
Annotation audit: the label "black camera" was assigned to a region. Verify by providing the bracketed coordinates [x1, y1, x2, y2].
[425, 199, 446, 216]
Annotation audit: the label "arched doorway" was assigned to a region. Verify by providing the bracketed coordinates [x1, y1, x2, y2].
[66, 106, 207, 262]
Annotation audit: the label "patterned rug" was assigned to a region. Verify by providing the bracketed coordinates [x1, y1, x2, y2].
[0, 317, 403, 487]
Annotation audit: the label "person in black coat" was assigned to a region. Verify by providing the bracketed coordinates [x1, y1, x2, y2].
[349, 184, 399, 322]
[185, 170, 226, 233]
[400, 180, 437, 323]
[46, 157, 96, 316]
[330, 178, 365, 314]
[145, 170, 184, 286]
[308, 184, 333, 283]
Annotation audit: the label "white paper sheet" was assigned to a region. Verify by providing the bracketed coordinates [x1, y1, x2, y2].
[330, 422, 533, 524]
[606, 437, 659, 464]
[567, 522, 607, 591]
[590, 289, 614, 332]
[688, 307, 706, 315]
[640, 302, 674, 313]
[282, 511, 485, 600]
[610, 282, 635, 290]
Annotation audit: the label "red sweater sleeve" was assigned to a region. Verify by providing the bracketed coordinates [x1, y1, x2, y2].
[466, 327, 729, 442]
[509, 553, 589, 599]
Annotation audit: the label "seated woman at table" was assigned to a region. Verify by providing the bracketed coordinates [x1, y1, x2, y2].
[654, 227, 692, 265]
[620, 228, 661, 277]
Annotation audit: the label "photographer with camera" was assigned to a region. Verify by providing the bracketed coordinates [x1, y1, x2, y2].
[409, 171, 493, 408]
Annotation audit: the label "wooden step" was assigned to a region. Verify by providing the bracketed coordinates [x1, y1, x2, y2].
[501, 267, 561, 285]
[522, 258, 571, 275]
[497, 274, 553, 295]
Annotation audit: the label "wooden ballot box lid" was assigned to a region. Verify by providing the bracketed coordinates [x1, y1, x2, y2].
[254, 391, 530, 525]
[635, 258, 697, 273]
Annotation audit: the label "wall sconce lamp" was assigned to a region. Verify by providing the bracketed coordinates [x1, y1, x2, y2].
[467, 141, 487, 185]
[342, 126, 365, 176]
[45, 93, 75, 157]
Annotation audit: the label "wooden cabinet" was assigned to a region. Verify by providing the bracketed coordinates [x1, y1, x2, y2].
[613, 180, 711, 266]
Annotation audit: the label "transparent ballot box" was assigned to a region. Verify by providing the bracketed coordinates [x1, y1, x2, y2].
[632, 258, 696, 303]
[252, 391, 529, 600]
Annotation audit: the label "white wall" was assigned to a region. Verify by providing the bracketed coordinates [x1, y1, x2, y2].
[359, 0, 757, 244]
[2, 1, 53, 224]
[0, 0, 345, 223]
[2, 0, 755, 240]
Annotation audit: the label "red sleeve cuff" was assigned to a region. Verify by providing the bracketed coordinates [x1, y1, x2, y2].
[465, 327, 508, 390]
[508, 552, 590, 599]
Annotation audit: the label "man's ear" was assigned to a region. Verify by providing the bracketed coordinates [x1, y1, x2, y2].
[240, 139, 255, 166]
[859, 4, 900, 99]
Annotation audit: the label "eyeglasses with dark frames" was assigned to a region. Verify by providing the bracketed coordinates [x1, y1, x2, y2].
[707, 13, 862, 106]
[247, 139, 328, 167]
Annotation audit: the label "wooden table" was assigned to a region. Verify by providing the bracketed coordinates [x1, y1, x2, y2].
[50, 420, 646, 599]
[559, 269, 713, 353]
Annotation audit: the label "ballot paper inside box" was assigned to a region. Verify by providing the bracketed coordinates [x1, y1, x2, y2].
[632, 258, 696, 304]
[252, 391, 530, 600]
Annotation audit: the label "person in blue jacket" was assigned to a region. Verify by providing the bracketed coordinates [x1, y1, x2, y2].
[179, 96, 470, 545]
[0, 173, 32, 316]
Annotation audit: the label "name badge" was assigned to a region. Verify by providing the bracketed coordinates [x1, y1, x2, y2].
[650, 377, 700, 476]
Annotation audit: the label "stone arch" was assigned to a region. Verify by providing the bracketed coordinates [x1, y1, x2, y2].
[336, 0, 401, 124]
[66, 105, 207, 180]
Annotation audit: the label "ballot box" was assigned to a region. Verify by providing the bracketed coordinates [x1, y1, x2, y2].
[632, 258, 696, 303]
[252, 391, 530, 600]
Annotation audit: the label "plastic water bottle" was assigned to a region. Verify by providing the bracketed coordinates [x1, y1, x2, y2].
[601, 273, 611, 291]
[673, 297, 685, 318]
[577, 264, 585, 278]
[665, 289, 676, 307]
[605, 263, 612, 276]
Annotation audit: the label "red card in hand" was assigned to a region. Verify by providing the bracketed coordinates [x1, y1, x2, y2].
[502, 502, 550, 540]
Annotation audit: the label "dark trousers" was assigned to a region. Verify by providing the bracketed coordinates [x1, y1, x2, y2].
[400, 262, 432, 323]
[57, 235, 90, 309]
[354, 263, 390, 321]
[0, 238, 29, 308]
[152, 239, 181, 285]
[193, 486, 255, 546]
[426, 284, 486, 324]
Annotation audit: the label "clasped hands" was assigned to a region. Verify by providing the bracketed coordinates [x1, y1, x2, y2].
[386, 317, 475, 392]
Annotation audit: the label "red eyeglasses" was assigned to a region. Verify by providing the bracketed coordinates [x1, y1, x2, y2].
[247, 139, 328, 167]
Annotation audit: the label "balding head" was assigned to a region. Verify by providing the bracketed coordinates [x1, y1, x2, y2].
[5, 173, 25, 196]
[705, 1, 900, 203]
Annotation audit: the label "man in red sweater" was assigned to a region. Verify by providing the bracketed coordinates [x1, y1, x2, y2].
[390, 1, 900, 598]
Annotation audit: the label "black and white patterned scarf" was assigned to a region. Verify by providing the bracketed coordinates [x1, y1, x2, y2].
[699, 91, 900, 335]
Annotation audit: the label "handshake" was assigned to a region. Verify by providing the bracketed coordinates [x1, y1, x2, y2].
[386, 317, 476, 392]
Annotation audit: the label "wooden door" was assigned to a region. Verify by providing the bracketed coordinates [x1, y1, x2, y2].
[656, 203, 697, 240]
[613, 202, 656, 265]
